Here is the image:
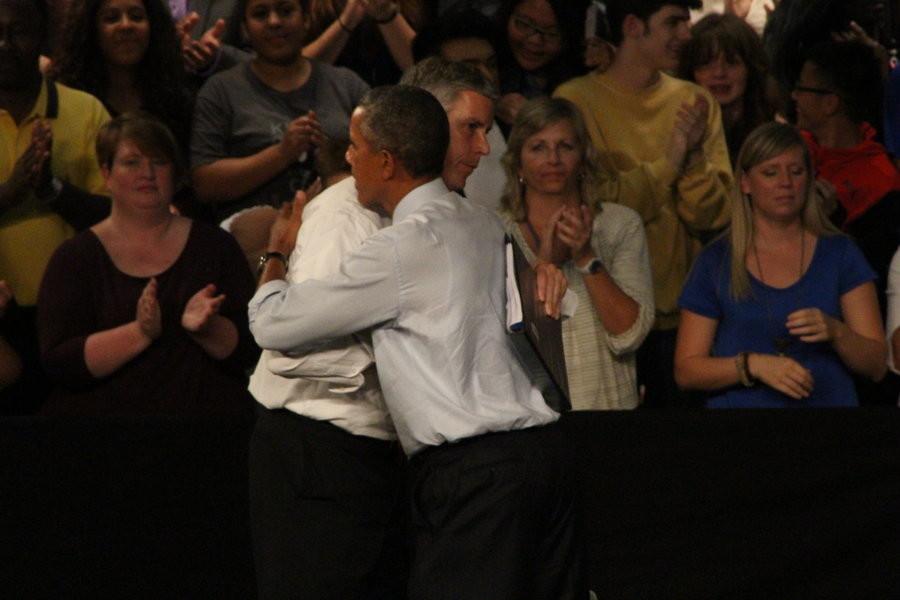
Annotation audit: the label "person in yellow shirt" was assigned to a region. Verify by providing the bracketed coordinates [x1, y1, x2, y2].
[1, 0, 109, 413]
[555, 0, 732, 407]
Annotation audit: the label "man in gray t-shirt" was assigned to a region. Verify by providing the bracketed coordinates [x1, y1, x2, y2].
[191, 60, 368, 220]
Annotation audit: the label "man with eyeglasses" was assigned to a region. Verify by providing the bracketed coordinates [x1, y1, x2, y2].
[411, 12, 508, 210]
[555, 0, 733, 408]
[793, 40, 900, 343]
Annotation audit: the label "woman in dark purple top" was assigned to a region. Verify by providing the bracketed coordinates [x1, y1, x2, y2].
[37, 113, 256, 415]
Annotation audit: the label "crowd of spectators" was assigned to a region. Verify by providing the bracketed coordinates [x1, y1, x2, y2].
[2, 0, 899, 416]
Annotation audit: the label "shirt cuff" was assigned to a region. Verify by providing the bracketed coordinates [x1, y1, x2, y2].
[248, 279, 289, 324]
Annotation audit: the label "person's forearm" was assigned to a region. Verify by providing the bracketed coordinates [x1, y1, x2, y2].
[303, 20, 354, 64]
[674, 354, 742, 390]
[187, 315, 239, 360]
[193, 145, 292, 204]
[675, 157, 732, 233]
[830, 321, 888, 381]
[84, 321, 153, 378]
[257, 253, 288, 288]
[579, 266, 640, 336]
[377, 13, 416, 71]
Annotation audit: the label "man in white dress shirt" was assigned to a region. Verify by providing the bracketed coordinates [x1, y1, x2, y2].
[247, 170, 403, 599]
[247, 61, 508, 600]
[250, 85, 585, 599]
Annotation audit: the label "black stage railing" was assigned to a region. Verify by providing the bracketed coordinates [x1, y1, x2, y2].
[2, 410, 898, 598]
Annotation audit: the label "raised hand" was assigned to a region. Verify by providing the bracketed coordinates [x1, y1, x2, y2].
[182, 283, 225, 333]
[340, 0, 367, 30]
[30, 120, 55, 200]
[278, 111, 325, 161]
[533, 205, 570, 266]
[137, 278, 162, 341]
[361, 0, 397, 22]
[832, 20, 891, 74]
[668, 94, 710, 170]
[268, 187, 314, 257]
[724, 0, 753, 19]
[748, 352, 814, 400]
[181, 13, 225, 73]
[496, 93, 527, 126]
[554, 204, 594, 263]
[3, 121, 51, 207]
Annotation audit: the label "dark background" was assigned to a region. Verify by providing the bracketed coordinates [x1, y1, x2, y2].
[2, 410, 898, 598]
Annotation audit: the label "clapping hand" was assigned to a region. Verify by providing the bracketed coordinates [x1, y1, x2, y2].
[533, 206, 570, 266]
[534, 262, 568, 319]
[137, 278, 162, 341]
[668, 94, 709, 171]
[267, 183, 318, 257]
[177, 13, 226, 73]
[4, 120, 52, 206]
[182, 283, 225, 333]
[496, 93, 527, 126]
[555, 204, 593, 263]
[361, 0, 397, 22]
[278, 112, 325, 161]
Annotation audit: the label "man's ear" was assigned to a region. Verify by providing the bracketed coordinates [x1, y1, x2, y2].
[621, 14, 646, 39]
[379, 149, 395, 180]
[824, 94, 843, 118]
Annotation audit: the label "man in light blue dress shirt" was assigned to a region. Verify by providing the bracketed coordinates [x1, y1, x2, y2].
[250, 85, 586, 599]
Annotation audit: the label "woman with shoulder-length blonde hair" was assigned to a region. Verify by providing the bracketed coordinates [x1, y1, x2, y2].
[501, 97, 655, 410]
[675, 122, 886, 407]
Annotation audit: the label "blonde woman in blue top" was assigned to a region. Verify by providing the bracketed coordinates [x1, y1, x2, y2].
[675, 122, 886, 407]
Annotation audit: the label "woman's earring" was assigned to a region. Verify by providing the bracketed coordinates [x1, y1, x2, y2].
[518, 176, 525, 185]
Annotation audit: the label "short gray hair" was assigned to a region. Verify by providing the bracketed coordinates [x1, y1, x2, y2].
[400, 56, 498, 111]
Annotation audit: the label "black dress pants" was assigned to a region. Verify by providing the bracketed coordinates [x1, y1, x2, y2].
[407, 422, 587, 600]
[249, 409, 407, 600]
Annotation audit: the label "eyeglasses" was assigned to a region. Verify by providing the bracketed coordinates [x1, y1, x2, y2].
[511, 15, 561, 44]
[793, 84, 835, 95]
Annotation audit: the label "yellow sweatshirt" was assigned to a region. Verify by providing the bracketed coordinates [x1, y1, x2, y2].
[555, 71, 732, 330]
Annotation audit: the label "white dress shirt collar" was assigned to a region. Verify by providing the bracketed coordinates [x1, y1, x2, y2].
[393, 178, 451, 222]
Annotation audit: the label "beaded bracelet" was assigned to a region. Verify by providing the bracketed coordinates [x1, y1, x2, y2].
[735, 352, 755, 387]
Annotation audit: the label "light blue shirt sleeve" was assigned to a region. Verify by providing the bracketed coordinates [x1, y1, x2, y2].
[248, 231, 401, 353]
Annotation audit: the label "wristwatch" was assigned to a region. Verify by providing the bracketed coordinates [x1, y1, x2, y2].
[575, 256, 604, 275]
[257, 251, 288, 276]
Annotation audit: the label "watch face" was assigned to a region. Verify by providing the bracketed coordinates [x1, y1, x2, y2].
[579, 257, 602, 274]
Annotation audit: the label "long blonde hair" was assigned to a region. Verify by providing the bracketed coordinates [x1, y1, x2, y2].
[500, 97, 603, 221]
[728, 122, 841, 299]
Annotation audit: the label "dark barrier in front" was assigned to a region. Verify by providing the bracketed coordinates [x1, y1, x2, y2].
[1, 410, 898, 597]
